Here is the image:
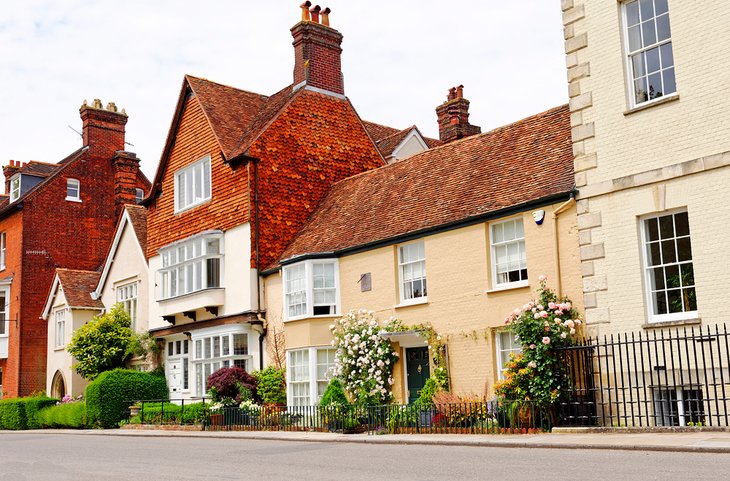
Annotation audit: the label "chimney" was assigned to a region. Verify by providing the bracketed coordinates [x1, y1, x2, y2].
[112, 151, 141, 218]
[3, 160, 20, 195]
[435, 85, 482, 143]
[291, 3, 345, 95]
[79, 99, 128, 156]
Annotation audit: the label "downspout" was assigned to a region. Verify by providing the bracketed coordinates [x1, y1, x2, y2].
[257, 313, 267, 371]
[552, 193, 576, 297]
[252, 157, 266, 370]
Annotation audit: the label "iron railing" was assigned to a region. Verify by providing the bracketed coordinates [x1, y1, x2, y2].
[127, 397, 211, 425]
[555, 323, 730, 427]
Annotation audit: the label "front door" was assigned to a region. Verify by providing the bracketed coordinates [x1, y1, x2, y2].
[168, 358, 182, 395]
[406, 347, 430, 403]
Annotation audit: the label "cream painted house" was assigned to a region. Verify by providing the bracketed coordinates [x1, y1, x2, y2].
[263, 104, 582, 405]
[562, 0, 730, 335]
[42, 205, 151, 397]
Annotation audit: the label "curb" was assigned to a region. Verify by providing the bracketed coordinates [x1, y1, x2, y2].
[3, 429, 730, 454]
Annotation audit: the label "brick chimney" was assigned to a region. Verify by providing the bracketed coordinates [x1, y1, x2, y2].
[435, 85, 481, 143]
[79, 99, 128, 157]
[112, 151, 141, 217]
[3, 160, 21, 195]
[291, 3, 344, 95]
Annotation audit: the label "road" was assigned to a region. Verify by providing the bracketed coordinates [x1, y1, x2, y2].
[1, 432, 729, 481]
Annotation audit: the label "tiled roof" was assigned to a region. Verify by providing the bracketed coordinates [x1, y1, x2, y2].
[186, 75, 269, 159]
[124, 205, 147, 255]
[18, 161, 60, 178]
[280, 104, 574, 260]
[56, 269, 103, 308]
[362, 121, 442, 159]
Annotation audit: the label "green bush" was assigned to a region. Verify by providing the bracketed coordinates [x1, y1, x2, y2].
[414, 377, 440, 407]
[253, 367, 286, 405]
[23, 397, 58, 429]
[36, 402, 88, 429]
[0, 399, 28, 430]
[320, 378, 349, 407]
[132, 402, 207, 425]
[85, 369, 168, 428]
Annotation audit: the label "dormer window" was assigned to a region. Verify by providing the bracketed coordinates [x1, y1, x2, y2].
[135, 188, 144, 204]
[66, 179, 81, 202]
[9, 175, 20, 203]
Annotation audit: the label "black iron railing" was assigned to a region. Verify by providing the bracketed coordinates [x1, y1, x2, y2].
[555, 323, 730, 427]
[127, 398, 211, 425]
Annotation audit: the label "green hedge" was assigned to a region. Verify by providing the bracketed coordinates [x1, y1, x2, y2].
[131, 402, 207, 425]
[85, 369, 168, 428]
[36, 402, 88, 428]
[0, 396, 58, 430]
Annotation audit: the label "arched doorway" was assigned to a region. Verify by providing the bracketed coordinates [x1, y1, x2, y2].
[50, 370, 66, 399]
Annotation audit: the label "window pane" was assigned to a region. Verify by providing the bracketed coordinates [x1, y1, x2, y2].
[203, 159, 212, 199]
[646, 47, 660, 74]
[659, 215, 674, 239]
[641, 19, 656, 46]
[632, 53, 646, 79]
[677, 237, 692, 262]
[660, 239, 676, 264]
[680, 263, 695, 287]
[659, 43, 674, 68]
[213, 337, 220, 358]
[222, 335, 230, 356]
[628, 25, 642, 52]
[492, 223, 503, 243]
[645, 217, 659, 241]
[639, 0, 654, 21]
[655, 0, 668, 15]
[651, 267, 665, 290]
[662, 68, 676, 96]
[635, 77, 648, 104]
[667, 289, 683, 313]
[233, 334, 248, 355]
[665, 264, 680, 288]
[626, 1, 640, 26]
[656, 13, 671, 42]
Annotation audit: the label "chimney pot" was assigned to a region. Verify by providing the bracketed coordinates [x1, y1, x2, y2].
[300, 1, 312, 21]
[321, 7, 331, 26]
[310, 5, 321, 23]
[435, 85, 481, 143]
[448, 87, 457, 101]
[456, 85, 464, 98]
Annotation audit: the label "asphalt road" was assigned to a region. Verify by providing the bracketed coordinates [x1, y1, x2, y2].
[1, 433, 729, 481]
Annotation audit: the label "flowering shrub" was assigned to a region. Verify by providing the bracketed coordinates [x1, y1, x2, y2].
[494, 276, 582, 406]
[57, 394, 83, 405]
[331, 310, 402, 405]
[239, 399, 261, 415]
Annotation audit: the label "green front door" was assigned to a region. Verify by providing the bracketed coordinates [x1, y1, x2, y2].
[406, 347, 430, 404]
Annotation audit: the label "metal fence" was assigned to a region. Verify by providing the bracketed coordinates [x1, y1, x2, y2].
[128, 398, 211, 425]
[556, 324, 730, 427]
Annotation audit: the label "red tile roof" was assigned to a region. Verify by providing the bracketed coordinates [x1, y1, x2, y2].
[56, 269, 103, 308]
[18, 161, 60, 178]
[362, 121, 442, 159]
[280, 104, 574, 261]
[124, 205, 147, 255]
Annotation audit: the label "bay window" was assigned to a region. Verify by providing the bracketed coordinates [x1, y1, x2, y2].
[283, 259, 339, 320]
[159, 233, 222, 299]
[286, 347, 336, 406]
[193, 331, 250, 396]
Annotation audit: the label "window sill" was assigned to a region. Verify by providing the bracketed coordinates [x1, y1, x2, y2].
[394, 297, 428, 309]
[283, 313, 339, 323]
[54, 346, 66, 351]
[642, 316, 701, 329]
[174, 198, 212, 215]
[486, 281, 529, 294]
[65, 197, 82, 203]
[624, 93, 679, 116]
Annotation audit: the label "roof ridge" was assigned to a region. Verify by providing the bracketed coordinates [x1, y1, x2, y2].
[375, 125, 416, 143]
[185, 74, 270, 100]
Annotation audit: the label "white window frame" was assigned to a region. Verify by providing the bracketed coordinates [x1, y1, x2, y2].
[174, 155, 212, 213]
[621, 0, 676, 108]
[66, 178, 81, 202]
[495, 330, 521, 380]
[653, 387, 705, 427]
[9, 175, 20, 203]
[490, 217, 528, 289]
[0, 287, 8, 338]
[640, 209, 698, 323]
[0, 232, 6, 270]
[282, 259, 340, 321]
[286, 347, 336, 406]
[116, 282, 138, 331]
[54, 308, 66, 348]
[158, 232, 223, 300]
[192, 329, 251, 396]
[135, 188, 144, 204]
[397, 241, 427, 305]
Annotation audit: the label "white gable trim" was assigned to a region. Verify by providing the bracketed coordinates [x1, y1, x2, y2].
[391, 128, 429, 160]
[41, 274, 62, 320]
[92, 209, 147, 300]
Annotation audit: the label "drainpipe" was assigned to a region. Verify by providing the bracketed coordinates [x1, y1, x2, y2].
[256, 313, 267, 370]
[252, 157, 266, 370]
[552, 193, 576, 297]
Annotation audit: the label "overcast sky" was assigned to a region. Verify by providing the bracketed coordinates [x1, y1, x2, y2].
[0, 1, 568, 180]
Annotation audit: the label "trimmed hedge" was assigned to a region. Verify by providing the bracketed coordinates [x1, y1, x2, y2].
[85, 369, 168, 428]
[0, 396, 58, 430]
[36, 402, 88, 429]
[131, 402, 207, 425]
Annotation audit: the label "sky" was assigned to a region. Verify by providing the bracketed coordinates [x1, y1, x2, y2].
[0, 1, 568, 180]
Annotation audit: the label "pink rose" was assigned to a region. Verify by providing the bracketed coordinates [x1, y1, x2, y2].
[528, 361, 537, 369]
[538, 275, 547, 282]
[570, 328, 576, 335]
[540, 311, 549, 318]
[542, 337, 551, 345]
[560, 332, 568, 339]
[529, 344, 536, 349]
[513, 308, 521, 316]
[548, 302, 556, 310]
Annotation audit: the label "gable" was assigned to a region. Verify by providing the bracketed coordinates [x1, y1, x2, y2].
[146, 93, 251, 257]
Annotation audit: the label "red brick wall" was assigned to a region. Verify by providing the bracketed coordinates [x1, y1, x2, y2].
[146, 95, 250, 257]
[249, 90, 383, 270]
[292, 22, 344, 95]
[0, 211, 24, 398]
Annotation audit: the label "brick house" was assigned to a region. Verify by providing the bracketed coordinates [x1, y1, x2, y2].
[0, 101, 150, 398]
[143, 4, 436, 399]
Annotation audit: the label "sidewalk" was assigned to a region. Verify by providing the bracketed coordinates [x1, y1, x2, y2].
[8, 427, 730, 454]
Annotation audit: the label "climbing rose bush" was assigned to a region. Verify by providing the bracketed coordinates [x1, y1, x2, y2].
[330, 310, 401, 405]
[494, 276, 582, 405]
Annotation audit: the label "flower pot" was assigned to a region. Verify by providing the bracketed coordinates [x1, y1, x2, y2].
[210, 413, 224, 427]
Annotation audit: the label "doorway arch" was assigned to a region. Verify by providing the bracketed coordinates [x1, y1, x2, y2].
[50, 370, 66, 399]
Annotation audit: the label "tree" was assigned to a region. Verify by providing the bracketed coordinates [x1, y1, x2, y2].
[67, 304, 135, 380]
